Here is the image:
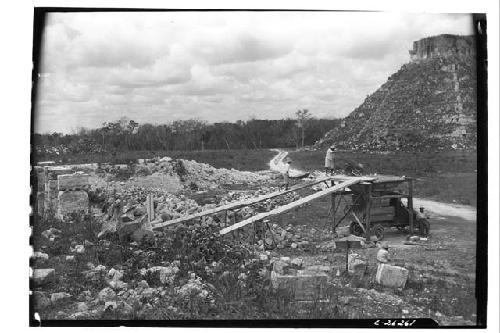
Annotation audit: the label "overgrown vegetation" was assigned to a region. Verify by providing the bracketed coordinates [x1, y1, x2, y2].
[33, 117, 340, 159]
[31, 210, 359, 320]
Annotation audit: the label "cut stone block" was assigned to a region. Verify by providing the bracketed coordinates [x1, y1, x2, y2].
[58, 173, 89, 191]
[376, 263, 409, 288]
[57, 190, 89, 217]
[33, 268, 55, 285]
[271, 271, 329, 301]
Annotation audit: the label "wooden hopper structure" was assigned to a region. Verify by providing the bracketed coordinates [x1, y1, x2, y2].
[330, 175, 429, 240]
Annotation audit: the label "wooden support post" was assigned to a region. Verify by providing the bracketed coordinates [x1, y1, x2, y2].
[365, 184, 373, 242]
[331, 193, 336, 233]
[146, 194, 154, 223]
[345, 241, 350, 272]
[408, 179, 414, 235]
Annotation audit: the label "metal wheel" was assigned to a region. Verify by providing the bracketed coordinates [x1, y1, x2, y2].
[373, 224, 385, 241]
[419, 219, 430, 237]
[349, 221, 364, 236]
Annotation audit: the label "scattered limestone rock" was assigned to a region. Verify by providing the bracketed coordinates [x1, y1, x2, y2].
[50, 292, 71, 304]
[77, 302, 89, 312]
[290, 258, 303, 269]
[41, 228, 61, 241]
[137, 280, 149, 289]
[118, 301, 134, 315]
[348, 254, 367, 274]
[145, 265, 180, 285]
[97, 287, 116, 302]
[104, 301, 118, 310]
[33, 291, 51, 309]
[78, 290, 92, 302]
[177, 275, 212, 301]
[33, 268, 55, 285]
[32, 252, 49, 260]
[106, 268, 128, 290]
[71, 244, 85, 254]
[273, 260, 291, 275]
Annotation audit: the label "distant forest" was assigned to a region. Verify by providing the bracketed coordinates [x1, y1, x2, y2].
[34, 114, 341, 158]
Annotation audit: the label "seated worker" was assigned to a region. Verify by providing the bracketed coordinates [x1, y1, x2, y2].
[324, 145, 336, 175]
[344, 160, 365, 176]
[376, 241, 391, 264]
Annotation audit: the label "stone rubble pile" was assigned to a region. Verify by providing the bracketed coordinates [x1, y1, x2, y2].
[98, 181, 303, 245]
[132, 157, 272, 190]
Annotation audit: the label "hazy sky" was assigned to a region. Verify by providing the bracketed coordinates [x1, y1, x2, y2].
[35, 11, 473, 133]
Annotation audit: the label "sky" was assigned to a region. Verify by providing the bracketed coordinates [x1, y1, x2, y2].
[34, 11, 473, 134]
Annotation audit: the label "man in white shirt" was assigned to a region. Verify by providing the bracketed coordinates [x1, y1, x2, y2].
[282, 159, 292, 190]
[325, 145, 335, 175]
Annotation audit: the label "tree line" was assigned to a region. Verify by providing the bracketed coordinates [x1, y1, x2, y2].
[34, 112, 341, 156]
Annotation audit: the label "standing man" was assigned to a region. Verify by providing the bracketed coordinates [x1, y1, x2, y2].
[325, 145, 336, 175]
[282, 157, 292, 190]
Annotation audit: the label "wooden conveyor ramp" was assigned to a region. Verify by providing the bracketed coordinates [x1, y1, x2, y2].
[151, 175, 375, 235]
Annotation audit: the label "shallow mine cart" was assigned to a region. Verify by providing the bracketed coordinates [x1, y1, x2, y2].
[331, 175, 430, 241]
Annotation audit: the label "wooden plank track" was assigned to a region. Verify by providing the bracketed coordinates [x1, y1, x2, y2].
[219, 177, 374, 235]
[151, 175, 351, 230]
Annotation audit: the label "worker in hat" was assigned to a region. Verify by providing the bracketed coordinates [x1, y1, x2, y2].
[376, 241, 391, 264]
[325, 145, 336, 175]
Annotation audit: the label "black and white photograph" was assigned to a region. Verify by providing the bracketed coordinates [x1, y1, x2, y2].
[25, 4, 494, 329]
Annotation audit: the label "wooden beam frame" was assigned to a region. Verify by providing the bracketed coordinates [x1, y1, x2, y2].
[152, 175, 340, 230]
[219, 177, 374, 235]
[333, 193, 362, 229]
[408, 178, 414, 235]
[365, 183, 373, 242]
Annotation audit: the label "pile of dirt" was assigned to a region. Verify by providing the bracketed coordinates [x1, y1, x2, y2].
[176, 159, 273, 189]
[107, 157, 275, 191]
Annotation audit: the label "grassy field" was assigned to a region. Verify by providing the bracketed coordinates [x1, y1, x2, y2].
[289, 150, 477, 206]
